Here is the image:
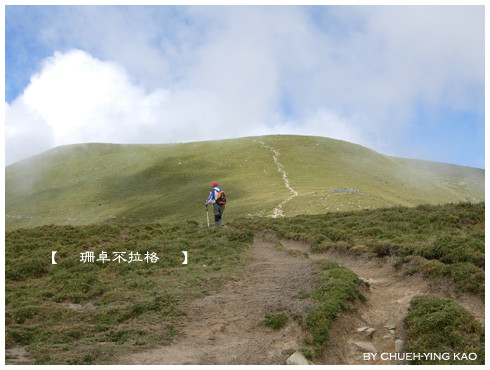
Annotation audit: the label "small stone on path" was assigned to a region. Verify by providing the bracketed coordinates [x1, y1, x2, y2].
[286, 351, 311, 365]
[353, 341, 378, 353]
[365, 328, 376, 337]
[395, 340, 404, 353]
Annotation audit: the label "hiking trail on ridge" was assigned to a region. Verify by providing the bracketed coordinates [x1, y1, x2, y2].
[259, 142, 298, 218]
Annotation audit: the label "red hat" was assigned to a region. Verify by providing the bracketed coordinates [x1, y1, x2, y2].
[211, 181, 218, 186]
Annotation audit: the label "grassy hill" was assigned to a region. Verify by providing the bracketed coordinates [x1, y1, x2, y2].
[6, 135, 484, 229]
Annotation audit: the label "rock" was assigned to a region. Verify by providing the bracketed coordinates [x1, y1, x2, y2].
[389, 329, 396, 335]
[383, 335, 391, 339]
[353, 342, 378, 353]
[384, 324, 396, 330]
[365, 328, 376, 337]
[357, 327, 369, 333]
[395, 340, 404, 353]
[359, 277, 376, 284]
[394, 297, 410, 305]
[286, 351, 310, 365]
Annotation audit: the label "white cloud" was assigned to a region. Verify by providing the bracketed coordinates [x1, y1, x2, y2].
[5, 6, 484, 166]
[6, 48, 281, 164]
[5, 100, 55, 165]
[6, 50, 162, 164]
[267, 109, 365, 147]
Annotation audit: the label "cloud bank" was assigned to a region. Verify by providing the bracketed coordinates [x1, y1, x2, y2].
[5, 6, 484, 166]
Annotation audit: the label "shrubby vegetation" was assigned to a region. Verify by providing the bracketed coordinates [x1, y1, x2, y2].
[235, 202, 485, 296]
[263, 312, 288, 329]
[5, 222, 253, 364]
[404, 296, 484, 365]
[6, 202, 484, 364]
[305, 260, 368, 356]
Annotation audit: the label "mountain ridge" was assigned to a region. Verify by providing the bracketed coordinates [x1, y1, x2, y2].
[6, 135, 484, 229]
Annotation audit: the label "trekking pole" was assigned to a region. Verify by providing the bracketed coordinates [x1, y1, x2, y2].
[206, 206, 210, 227]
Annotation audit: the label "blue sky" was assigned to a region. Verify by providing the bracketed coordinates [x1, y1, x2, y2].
[5, 5, 485, 168]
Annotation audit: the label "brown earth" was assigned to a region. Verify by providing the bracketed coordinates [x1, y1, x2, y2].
[121, 235, 316, 365]
[120, 235, 484, 365]
[280, 239, 484, 365]
[5, 346, 36, 365]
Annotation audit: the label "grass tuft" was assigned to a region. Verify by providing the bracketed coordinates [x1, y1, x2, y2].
[305, 260, 368, 357]
[404, 296, 484, 364]
[263, 312, 288, 329]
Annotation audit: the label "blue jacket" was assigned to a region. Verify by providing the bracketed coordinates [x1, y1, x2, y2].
[206, 186, 222, 205]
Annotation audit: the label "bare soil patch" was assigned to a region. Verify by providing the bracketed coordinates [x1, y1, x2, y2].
[120, 236, 484, 365]
[280, 239, 485, 365]
[5, 346, 36, 365]
[121, 236, 315, 365]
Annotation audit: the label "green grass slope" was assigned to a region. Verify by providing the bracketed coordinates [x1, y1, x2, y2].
[6, 222, 254, 364]
[6, 135, 484, 229]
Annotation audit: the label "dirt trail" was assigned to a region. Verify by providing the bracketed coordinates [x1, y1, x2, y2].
[280, 239, 485, 365]
[259, 142, 298, 218]
[120, 236, 484, 365]
[121, 236, 315, 365]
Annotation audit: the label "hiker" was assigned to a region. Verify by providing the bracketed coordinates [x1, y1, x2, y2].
[205, 181, 226, 226]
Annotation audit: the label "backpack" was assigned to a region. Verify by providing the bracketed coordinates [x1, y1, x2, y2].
[215, 189, 227, 205]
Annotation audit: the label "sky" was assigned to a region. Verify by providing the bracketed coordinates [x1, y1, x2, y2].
[4, 4, 485, 168]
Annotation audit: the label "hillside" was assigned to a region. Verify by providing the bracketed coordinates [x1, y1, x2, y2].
[5, 203, 485, 364]
[6, 135, 484, 229]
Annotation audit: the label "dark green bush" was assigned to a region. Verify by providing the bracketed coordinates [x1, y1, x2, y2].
[404, 296, 484, 364]
[263, 312, 288, 329]
[305, 260, 367, 356]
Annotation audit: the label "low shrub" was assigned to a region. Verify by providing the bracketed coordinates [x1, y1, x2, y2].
[305, 260, 367, 356]
[404, 296, 484, 365]
[263, 312, 288, 329]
